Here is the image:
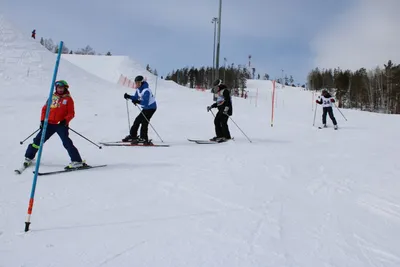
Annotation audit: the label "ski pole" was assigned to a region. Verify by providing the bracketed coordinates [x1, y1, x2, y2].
[134, 105, 164, 143]
[68, 127, 102, 149]
[313, 102, 318, 126]
[20, 128, 40, 144]
[334, 103, 348, 121]
[210, 110, 252, 143]
[210, 109, 216, 118]
[229, 117, 252, 143]
[126, 100, 131, 134]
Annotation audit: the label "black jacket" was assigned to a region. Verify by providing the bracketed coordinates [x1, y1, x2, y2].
[211, 85, 233, 116]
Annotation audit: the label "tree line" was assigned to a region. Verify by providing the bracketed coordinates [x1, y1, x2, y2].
[165, 65, 305, 90]
[307, 60, 400, 114]
[39, 37, 112, 56]
[165, 66, 250, 89]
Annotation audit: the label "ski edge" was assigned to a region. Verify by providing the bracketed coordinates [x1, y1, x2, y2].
[188, 138, 233, 144]
[34, 164, 107, 176]
[317, 127, 338, 130]
[14, 164, 31, 174]
[99, 142, 169, 147]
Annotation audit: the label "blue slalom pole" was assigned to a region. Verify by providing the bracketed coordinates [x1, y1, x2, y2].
[25, 41, 64, 232]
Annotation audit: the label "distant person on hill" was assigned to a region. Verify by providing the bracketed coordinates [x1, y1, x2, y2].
[123, 75, 157, 145]
[31, 29, 36, 39]
[316, 89, 338, 129]
[23, 80, 87, 169]
[207, 79, 233, 142]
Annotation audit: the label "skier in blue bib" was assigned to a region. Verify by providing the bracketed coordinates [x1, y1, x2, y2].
[123, 75, 157, 144]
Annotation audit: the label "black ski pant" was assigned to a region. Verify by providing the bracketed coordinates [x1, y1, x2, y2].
[130, 108, 156, 141]
[214, 111, 231, 139]
[322, 107, 337, 125]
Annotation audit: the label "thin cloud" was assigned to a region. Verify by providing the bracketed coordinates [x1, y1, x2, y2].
[1, 0, 354, 82]
[311, 0, 400, 71]
[115, 0, 321, 39]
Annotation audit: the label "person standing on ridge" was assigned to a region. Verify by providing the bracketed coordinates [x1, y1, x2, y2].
[316, 89, 338, 129]
[23, 80, 87, 170]
[207, 79, 233, 142]
[31, 29, 36, 39]
[123, 75, 157, 145]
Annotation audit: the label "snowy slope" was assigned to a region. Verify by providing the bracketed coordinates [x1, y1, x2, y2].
[61, 54, 155, 84]
[2, 15, 400, 267]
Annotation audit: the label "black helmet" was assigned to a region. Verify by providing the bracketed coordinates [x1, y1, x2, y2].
[134, 75, 144, 82]
[213, 79, 223, 87]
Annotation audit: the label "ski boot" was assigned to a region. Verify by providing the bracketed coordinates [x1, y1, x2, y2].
[23, 157, 33, 168]
[65, 160, 87, 170]
[143, 139, 154, 146]
[131, 136, 146, 144]
[122, 135, 135, 142]
[216, 137, 227, 143]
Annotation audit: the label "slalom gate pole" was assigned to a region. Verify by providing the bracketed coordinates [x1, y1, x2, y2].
[154, 75, 158, 97]
[312, 91, 314, 111]
[126, 100, 131, 133]
[271, 80, 276, 127]
[313, 102, 318, 126]
[25, 41, 64, 232]
[255, 88, 258, 107]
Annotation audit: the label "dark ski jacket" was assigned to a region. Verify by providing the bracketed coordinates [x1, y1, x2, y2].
[211, 84, 233, 116]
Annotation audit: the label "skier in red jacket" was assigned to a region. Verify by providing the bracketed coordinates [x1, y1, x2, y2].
[23, 80, 86, 169]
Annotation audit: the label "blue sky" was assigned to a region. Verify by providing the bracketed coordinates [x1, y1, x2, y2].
[3, 0, 400, 85]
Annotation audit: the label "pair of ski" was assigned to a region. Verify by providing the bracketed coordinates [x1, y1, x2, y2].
[188, 138, 232, 144]
[99, 141, 170, 147]
[99, 137, 234, 146]
[318, 126, 338, 130]
[15, 163, 107, 176]
[100, 139, 230, 146]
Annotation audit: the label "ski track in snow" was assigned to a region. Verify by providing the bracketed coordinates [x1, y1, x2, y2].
[96, 241, 147, 267]
[357, 194, 400, 223]
[307, 165, 354, 196]
[354, 234, 400, 267]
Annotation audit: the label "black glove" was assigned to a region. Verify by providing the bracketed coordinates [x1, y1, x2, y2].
[124, 93, 130, 100]
[207, 106, 212, 112]
[59, 120, 67, 127]
[40, 121, 44, 129]
[132, 99, 141, 105]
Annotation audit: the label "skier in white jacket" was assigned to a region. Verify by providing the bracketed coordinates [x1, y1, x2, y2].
[316, 89, 338, 129]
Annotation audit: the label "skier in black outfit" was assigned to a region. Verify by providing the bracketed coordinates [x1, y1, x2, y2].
[207, 79, 233, 141]
[316, 89, 338, 129]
